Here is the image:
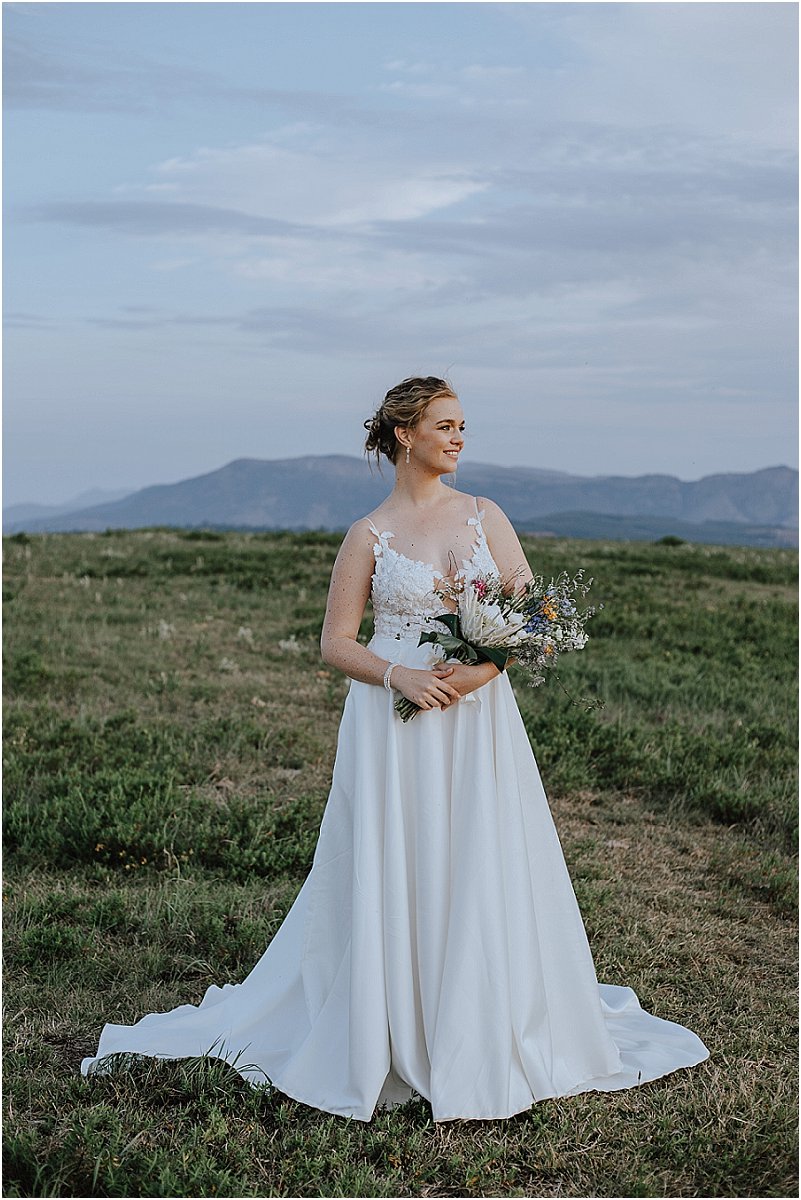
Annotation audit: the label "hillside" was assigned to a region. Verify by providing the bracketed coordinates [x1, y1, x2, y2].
[5, 457, 797, 547]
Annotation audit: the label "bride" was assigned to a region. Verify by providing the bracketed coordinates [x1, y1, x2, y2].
[82, 375, 709, 1122]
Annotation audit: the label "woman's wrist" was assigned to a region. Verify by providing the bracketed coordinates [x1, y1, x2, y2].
[433, 660, 499, 696]
[382, 662, 406, 690]
[457, 661, 500, 697]
[478, 660, 502, 682]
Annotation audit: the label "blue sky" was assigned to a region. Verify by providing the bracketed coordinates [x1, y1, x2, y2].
[3, 1, 798, 506]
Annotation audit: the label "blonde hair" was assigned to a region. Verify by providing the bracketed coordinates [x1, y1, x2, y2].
[363, 376, 457, 467]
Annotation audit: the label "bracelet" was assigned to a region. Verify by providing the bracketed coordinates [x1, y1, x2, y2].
[383, 662, 398, 691]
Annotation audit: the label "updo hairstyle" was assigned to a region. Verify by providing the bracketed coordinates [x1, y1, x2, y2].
[363, 376, 457, 468]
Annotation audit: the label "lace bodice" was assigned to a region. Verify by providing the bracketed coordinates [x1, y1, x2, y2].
[367, 497, 498, 641]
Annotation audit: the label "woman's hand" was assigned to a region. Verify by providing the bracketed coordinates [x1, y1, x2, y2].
[431, 660, 501, 699]
[391, 665, 462, 711]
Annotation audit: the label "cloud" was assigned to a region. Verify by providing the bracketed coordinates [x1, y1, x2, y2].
[3, 311, 54, 329]
[24, 199, 330, 240]
[3, 28, 218, 115]
[377, 58, 529, 105]
[2, 27, 368, 123]
[146, 138, 489, 228]
[496, 2, 798, 148]
[22, 109, 795, 359]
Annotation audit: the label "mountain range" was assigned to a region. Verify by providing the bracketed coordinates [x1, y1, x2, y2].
[4, 457, 798, 548]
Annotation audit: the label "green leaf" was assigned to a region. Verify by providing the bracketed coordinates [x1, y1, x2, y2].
[475, 645, 511, 671]
[418, 630, 478, 662]
[432, 612, 461, 636]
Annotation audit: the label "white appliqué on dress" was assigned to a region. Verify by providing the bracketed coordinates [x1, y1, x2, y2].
[80, 497, 710, 1122]
[365, 505, 496, 707]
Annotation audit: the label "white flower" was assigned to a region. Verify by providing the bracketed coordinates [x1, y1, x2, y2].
[459, 591, 524, 648]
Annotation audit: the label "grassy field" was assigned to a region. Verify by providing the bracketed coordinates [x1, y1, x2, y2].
[3, 526, 798, 1198]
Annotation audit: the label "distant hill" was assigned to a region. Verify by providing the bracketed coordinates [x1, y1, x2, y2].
[517, 511, 799, 548]
[3, 486, 136, 529]
[3, 457, 797, 548]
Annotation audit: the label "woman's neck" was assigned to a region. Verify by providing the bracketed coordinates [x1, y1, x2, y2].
[388, 470, 455, 510]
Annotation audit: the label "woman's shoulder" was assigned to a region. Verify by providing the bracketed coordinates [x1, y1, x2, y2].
[346, 510, 392, 550]
[447, 487, 501, 509]
[352, 508, 390, 534]
[468, 493, 510, 525]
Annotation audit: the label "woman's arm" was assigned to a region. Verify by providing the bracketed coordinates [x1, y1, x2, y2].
[319, 520, 388, 685]
[320, 520, 462, 710]
[478, 496, 534, 595]
[431, 497, 534, 694]
[481, 496, 534, 670]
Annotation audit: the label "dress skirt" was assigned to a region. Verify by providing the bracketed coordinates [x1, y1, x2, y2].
[81, 628, 709, 1121]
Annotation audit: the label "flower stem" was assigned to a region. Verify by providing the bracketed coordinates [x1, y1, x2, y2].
[393, 694, 422, 722]
[552, 670, 605, 711]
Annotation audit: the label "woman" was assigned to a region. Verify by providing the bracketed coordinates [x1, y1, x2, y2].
[82, 375, 709, 1122]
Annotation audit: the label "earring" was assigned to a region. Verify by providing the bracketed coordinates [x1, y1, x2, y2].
[405, 446, 410, 464]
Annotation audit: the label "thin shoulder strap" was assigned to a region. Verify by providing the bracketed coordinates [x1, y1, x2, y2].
[469, 496, 488, 543]
[472, 495, 487, 523]
[365, 518, 393, 552]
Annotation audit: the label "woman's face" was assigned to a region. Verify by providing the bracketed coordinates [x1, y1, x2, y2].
[401, 394, 465, 475]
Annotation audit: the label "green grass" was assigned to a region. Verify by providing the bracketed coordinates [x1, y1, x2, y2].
[3, 527, 798, 1197]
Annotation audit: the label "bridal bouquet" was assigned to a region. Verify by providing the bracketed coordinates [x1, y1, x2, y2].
[394, 568, 603, 722]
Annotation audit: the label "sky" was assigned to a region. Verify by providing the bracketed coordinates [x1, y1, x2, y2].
[3, 1, 798, 507]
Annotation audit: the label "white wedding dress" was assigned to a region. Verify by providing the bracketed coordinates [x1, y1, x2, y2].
[81, 498, 710, 1121]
